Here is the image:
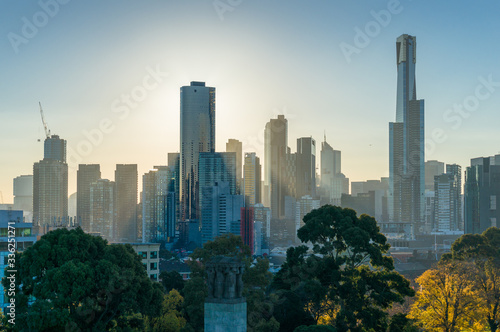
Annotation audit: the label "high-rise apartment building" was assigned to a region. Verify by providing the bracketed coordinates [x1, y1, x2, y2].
[389, 34, 425, 233]
[425, 160, 445, 191]
[243, 152, 261, 207]
[465, 156, 500, 234]
[44, 135, 66, 162]
[264, 115, 288, 219]
[226, 139, 243, 194]
[33, 135, 68, 226]
[89, 179, 114, 240]
[142, 166, 176, 243]
[201, 182, 244, 244]
[77, 164, 101, 232]
[115, 164, 138, 242]
[296, 137, 316, 199]
[13, 175, 33, 215]
[179, 81, 215, 222]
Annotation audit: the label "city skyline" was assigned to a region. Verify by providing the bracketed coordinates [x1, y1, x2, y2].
[2, 1, 500, 203]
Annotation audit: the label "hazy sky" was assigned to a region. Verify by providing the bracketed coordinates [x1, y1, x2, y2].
[2, 1, 500, 203]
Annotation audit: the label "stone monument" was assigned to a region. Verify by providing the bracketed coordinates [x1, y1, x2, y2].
[204, 256, 246, 331]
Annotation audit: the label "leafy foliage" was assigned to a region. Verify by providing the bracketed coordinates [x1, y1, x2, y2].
[2, 228, 163, 331]
[273, 205, 414, 332]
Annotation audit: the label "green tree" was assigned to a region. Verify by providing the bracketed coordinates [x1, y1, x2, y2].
[147, 289, 186, 332]
[160, 271, 185, 293]
[3, 228, 163, 331]
[274, 205, 414, 332]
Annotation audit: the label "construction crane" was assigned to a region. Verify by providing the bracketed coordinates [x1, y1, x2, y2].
[39, 102, 51, 140]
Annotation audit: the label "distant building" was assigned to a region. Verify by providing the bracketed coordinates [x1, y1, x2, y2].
[115, 164, 138, 242]
[389, 34, 425, 233]
[180, 82, 215, 223]
[77, 164, 101, 232]
[201, 182, 244, 244]
[434, 173, 461, 232]
[296, 137, 316, 199]
[295, 195, 320, 241]
[13, 175, 33, 221]
[243, 153, 261, 207]
[129, 243, 160, 281]
[33, 159, 68, 226]
[90, 179, 115, 241]
[465, 156, 500, 233]
[142, 166, 176, 243]
[264, 115, 288, 219]
[43, 135, 66, 163]
[226, 139, 243, 194]
[240, 207, 254, 254]
[425, 160, 444, 191]
[0, 210, 37, 313]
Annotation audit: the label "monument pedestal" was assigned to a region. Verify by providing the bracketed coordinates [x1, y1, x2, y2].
[204, 256, 247, 332]
[204, 300, 247, 332]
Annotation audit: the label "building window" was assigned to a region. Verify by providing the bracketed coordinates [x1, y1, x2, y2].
[492, 218, 497, 228]
[491, 196, 497, 210]
[150, 274, 157, 280]
[139, 251, 147, 259]
[150, 251, 158, 259]
[150, 262, 157, 271]
[143, 263, 147, 270]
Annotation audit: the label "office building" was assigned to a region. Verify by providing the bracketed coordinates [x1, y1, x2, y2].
[44, 135, 66, 162]
[240, 207, 254, 254]
[226, 139, 243, 194]
[77, 164, 101, 232]
[115, 164, 138, 242]
[425, 160, 445, 191]
[142, 166, 176, 243]
[243, 153, 261, 207]
[264, 115, 288, 219]
[320, 137, 341, 189]
[89, 179, 114, 241]
[434, 173, 461, 232]
[389, 34, 425, 233]
[296, 137, 316, 199]
[180, 82, 215, 223]
[13, 175, 33, 220]
[465, 156, 500, 234]
[295, 195, 320, 241]
[201, 182, 244, 244]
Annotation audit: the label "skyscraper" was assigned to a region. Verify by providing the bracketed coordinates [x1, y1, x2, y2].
[142, 166, 176, 243]
[33, 135, 68, 226]
[77, 164, 101, 232]
[180, 81, 215, 222]
[320, 138, 341, 190]
[13, 175, 33, 215]
[296, 137, 316, 199]
[243, 152, 261, 206]
[89, 179, 114, 241]
[43, 135, 66, 162]
[465, 156, 500, 234]
[115, 164, 138, 242]
[264, 115, 288, 219]
[425, 160, 445, 191]
[226, 139, 243, 194]
[389, 34, 425, 233]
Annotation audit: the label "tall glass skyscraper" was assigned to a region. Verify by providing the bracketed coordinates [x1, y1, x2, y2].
[389, 34, 425, 234]
[180, 82, 215, 222]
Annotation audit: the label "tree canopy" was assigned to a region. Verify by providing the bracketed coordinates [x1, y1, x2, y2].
[273, 205, 414, 332]
[3, 227, 163, 331]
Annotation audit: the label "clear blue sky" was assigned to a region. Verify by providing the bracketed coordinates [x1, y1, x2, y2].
[1, 0, 500, 202]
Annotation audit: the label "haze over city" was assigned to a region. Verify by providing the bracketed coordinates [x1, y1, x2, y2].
[2, 0, 500, 202]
